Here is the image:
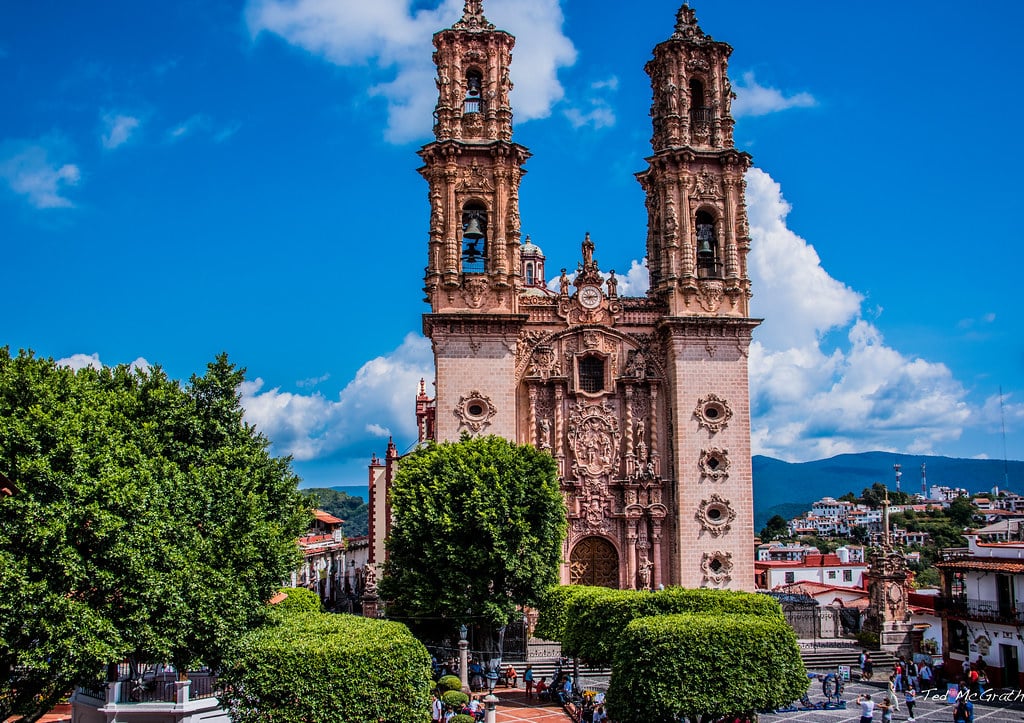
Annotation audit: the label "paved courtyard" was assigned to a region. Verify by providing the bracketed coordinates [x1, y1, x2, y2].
[486, 677, 1024, 723]
[760, 677, 1024, 723]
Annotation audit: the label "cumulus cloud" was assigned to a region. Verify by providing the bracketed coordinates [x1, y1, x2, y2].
[245, 0, 576, 143]
[0, 139, 81, 209]
[745, 167, 984, 460]
[613, 258, 649, 297]
[732, 72, 816, 118]
[101, 113, 141, 149]
[56, 353, 103, 371]
[240, 333, 433, 460]
[55, 353, 152, 372]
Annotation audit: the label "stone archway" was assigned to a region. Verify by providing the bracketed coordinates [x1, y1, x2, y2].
[569, 536, 620, 588]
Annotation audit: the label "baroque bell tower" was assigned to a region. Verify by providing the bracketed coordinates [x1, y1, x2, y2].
[637, 5, 759, 589]
[419, 0, 529, 442]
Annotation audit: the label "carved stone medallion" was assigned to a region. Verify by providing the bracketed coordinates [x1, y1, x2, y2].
[693, 393, 732, 433]
[701, 550, 733, 586]
[567, 401, 619, 478]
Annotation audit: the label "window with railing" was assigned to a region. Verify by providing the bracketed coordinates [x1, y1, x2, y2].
[578, 356, 604, 393]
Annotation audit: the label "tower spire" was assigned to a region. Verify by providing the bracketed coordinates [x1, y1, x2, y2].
[453, 0, 494, 31]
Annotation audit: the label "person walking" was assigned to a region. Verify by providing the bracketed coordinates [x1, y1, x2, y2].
[905, 688, 917, 722]
[863, 653, 874, 681]
[524, 665, 534, 700]
[879, 697, 893, 723]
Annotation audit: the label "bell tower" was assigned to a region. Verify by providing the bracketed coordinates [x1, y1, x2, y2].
[636, 5, 760, 590]
[420, 0, 529, 443]
[419, 0, 530, 314]
[637, 5, 752, 317]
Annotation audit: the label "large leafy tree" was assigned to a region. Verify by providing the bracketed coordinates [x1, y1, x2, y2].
[0, 349, 308, 723]
[379, 435, 566, 649]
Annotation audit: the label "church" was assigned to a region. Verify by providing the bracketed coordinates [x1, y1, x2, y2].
[367, 1, 759, 594]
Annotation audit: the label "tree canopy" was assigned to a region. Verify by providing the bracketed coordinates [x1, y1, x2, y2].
[758, 514, 790, 541]
[0, 348, 308, 722]
[379, 435, 566, 646]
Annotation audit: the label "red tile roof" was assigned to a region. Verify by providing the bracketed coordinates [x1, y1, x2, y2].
[936, 559, 1024, 574]
[313, 509, 344, 525]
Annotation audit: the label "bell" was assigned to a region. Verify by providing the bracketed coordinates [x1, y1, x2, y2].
[696, 225, 715, 259]
[463, 217, 485, 240]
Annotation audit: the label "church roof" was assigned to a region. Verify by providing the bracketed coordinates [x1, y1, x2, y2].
[521, 235, 543, 256]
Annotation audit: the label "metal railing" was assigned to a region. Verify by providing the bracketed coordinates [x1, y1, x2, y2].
[937, 595, 1024, 624]
[691, 106, 713, 124]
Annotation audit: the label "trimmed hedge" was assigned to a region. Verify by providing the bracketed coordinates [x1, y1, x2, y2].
[440, 690, 469, 708]
[606, 613, 807, 723]
[437, 674, 463, 692]
[451, 716, 476, 723]
[533, 585, 611, 646]
[560, 586, 783, 666]
[273, 586, 323, 614]
[218, 612, 432, 723]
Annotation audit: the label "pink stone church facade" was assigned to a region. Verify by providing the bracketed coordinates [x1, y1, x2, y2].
[368, 1, 759, 593]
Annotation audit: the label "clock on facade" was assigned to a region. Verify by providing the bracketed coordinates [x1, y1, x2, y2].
[579, 285, 602, 309]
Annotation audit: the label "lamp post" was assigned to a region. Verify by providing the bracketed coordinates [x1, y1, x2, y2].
[483, 669, 499, 723]
[458, 624, 469, 693]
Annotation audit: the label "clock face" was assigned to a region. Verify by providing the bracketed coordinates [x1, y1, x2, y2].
[579, 285, 602, 309]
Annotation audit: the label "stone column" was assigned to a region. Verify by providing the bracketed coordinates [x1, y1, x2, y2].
[528, 384, 537, 447]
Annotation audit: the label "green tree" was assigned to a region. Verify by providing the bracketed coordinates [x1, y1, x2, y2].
[379, 435, 566, 650]
[0, 349, 308, 723]
[947, 496, 977, 528]
[759, 514, 790, 541]
[218, 611, 431, 723]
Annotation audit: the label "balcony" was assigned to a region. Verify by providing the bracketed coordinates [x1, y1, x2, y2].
[937, 595, 1024, 625]
[691, 106, 713, 124]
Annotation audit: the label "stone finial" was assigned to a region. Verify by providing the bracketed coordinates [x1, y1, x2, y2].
[453, 0, 495, 31]
[672, 3, 707, 41]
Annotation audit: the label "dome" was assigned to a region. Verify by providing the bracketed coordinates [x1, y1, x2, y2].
[521, 235, 544, 257]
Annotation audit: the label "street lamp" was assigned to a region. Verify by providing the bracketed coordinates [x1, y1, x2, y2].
[458, 625, 469, 693]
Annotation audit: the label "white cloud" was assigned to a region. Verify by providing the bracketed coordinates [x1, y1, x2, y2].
[296, 372, 331, 388]
[613, 258, 649, 297]
[167, 114, 211, 141]
[240, 333, 433, 460]
[563, 76, 618, 130]
[101, 113, 141, 149]
[732, 72, 816, 118]
[245, 0, 576, 143]
[746, 167, 982, 461]
[0, 139, 81, 209]
[56, 353, 103, 371]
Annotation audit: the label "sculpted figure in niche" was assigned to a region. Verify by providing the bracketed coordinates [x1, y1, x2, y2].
[638, 558, 653, 590]
[539, 418, 552, 450]
[559, 268, 570, 296]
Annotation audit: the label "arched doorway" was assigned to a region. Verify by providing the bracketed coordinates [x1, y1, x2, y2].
[569, 537, 620, 588]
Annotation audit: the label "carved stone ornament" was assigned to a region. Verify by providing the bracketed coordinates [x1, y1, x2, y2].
[462, 277, 489, 309]
[530, 345, 561, 378]
[698, 447, 730, 481]
[567, 401, 619, 478]
[697, 279, 724, 312]
[701, 550, 733, 586]
[454, 391, 497, 433]
[695, 494, 736, 536]
[694, 393, 733, 433]
[694, 171, 721, 199]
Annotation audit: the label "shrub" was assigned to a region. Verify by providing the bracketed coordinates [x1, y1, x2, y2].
[558, 586, 784, 666]
[437, 674, 463, 692]
[218, 612, 432, 723]
[441, 690, 469, 708]
[533, 584, 604, 642]
[451, 715, 476, 723]
[273, 587, 322, 614]
[856, 630, 880, 649]
[606, 613, 807, 723]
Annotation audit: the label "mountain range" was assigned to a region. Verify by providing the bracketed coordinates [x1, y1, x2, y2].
[305, 452, 1024, 537]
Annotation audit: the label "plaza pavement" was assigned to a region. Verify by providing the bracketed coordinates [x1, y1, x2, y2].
[488, 677, 1024, 723]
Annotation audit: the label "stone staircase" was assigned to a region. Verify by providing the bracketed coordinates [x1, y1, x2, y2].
[800, 646, 898, 676]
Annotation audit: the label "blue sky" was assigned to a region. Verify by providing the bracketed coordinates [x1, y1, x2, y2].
[2, 0, 1022, 489]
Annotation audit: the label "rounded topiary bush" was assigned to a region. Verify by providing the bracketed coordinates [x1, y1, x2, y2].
[441, 690, 469, 709]
[437, 675, 463, 692]
[606, 613, 807, 723]
[451, 715, 476, 723]
[218, 612, 432, 723]
[272, 586, 322, 614]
